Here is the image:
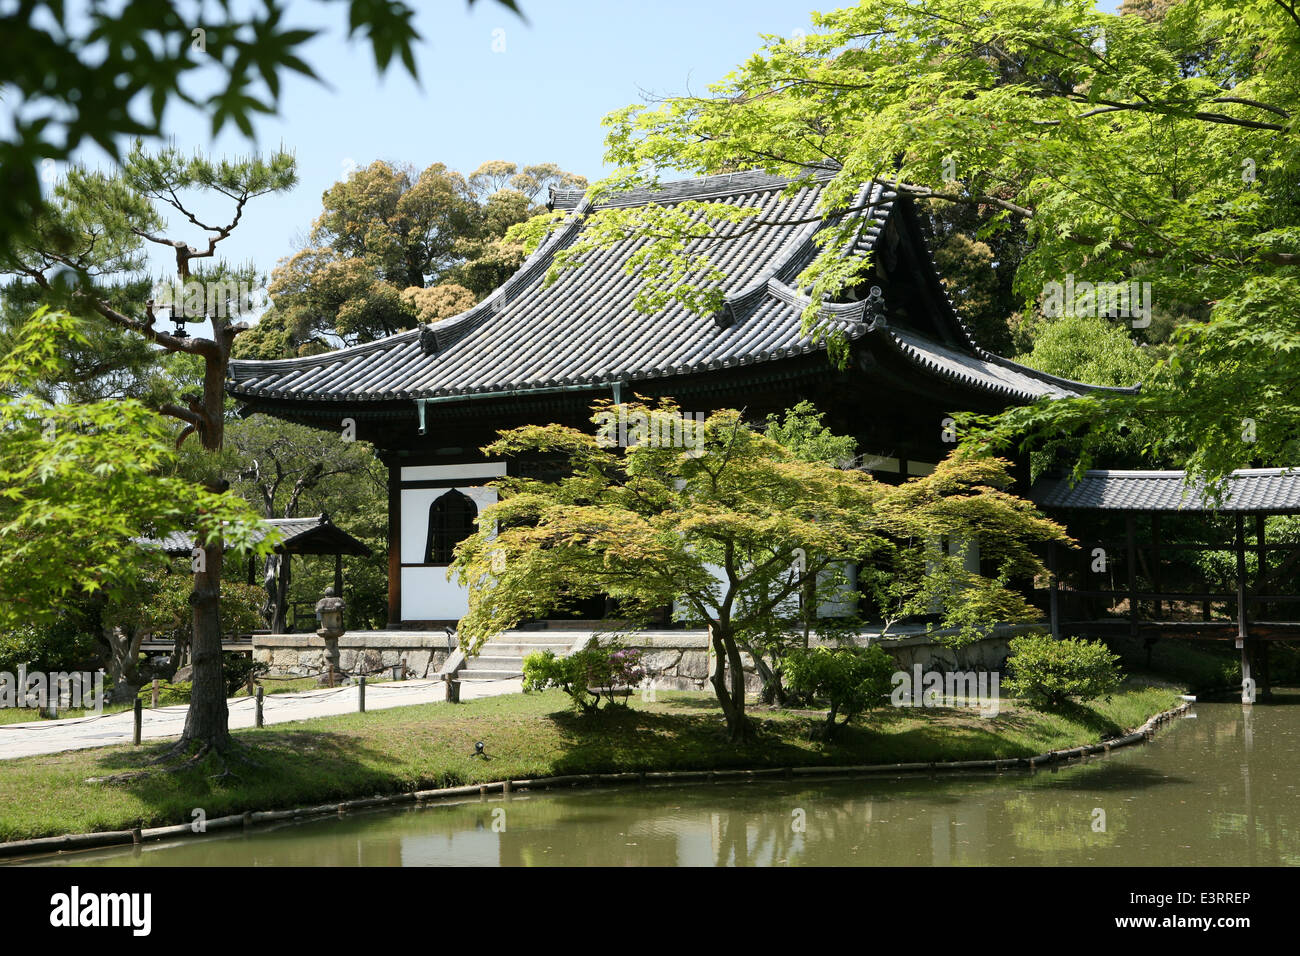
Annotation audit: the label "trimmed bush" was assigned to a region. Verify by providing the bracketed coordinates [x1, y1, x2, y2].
[1004, 633, 1123, 710]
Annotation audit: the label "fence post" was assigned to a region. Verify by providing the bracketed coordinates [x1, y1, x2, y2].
[151, 679, 160, 708]
[359, 674, 366, 713]
[245, 670, 254, 696]
[132, 697, 142, 746]
[255, 686, 264, 728]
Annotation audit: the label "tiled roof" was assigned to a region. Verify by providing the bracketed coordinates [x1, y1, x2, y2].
[227, 170, 1124, 406]
[883, 328, 1096, 402]
[142, 515, 372, 556]
[1031, 469, 1300, 513]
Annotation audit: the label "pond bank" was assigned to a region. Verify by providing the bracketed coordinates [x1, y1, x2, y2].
[0, 683, 1182, 850]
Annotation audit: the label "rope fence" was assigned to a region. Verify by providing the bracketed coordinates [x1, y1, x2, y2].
[0, 652, 527, 743]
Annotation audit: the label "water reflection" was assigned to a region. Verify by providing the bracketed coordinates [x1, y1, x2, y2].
[16, 694, 1300, 867]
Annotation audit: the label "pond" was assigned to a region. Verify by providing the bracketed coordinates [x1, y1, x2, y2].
[17, 693, 1300, 866]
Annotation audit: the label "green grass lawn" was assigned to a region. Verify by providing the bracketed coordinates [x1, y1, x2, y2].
[0, 680, 1182, 842]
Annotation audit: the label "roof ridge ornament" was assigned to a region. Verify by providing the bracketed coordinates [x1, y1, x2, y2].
[418, 324, 439, 356]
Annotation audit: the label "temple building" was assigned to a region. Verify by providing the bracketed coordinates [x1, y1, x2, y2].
[227, 169, 1124, 626]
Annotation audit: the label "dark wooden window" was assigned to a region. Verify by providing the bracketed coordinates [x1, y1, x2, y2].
[425, 490, 477, 564]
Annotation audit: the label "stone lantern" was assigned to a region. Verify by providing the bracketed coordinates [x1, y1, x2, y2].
[315, 586, 347, 686]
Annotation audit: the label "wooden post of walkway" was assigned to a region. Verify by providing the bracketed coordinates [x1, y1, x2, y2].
[255, 686, 264, 728]
[132, 697, 142, 745]
[1236, 514, 1253, 703]
[151, 679, 159, 708]
[359, 674, 366, 713]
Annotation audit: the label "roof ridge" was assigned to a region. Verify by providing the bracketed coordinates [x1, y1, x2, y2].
[549, 166, 841, 211]
[1082, 468, 1300, 478]
[229, 198, 595, 379]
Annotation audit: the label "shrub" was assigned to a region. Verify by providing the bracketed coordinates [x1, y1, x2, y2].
[521, 639, 646, 714]
[1004, 633, 1123, 710]
[784, 644, 895, 739]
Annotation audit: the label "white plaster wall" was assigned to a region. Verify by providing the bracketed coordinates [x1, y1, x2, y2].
[400, 462, 507, 482]
[399, 482, 499, 620]
[400, 566, 470, 620]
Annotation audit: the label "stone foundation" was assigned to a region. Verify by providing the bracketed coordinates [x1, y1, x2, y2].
[254, 632, 452, 678]
[625, 625, 1033, 692]
[255, 624, 1035, 686]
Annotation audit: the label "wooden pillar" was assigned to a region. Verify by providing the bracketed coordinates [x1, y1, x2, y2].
[280, 553, 292, 632]
[1254, 513, 1267, 621]
[385, 454, 402, 627]
[247, 553, 255, 587]
[1151, 513, 1162, 620]
[1048, 539, 1060, 639]
[334, 552, 344, 597]
[1236, 514, 1253, 702]
[1125, 514, 1139, 640]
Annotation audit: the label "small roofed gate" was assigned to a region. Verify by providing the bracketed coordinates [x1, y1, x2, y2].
[1031, 469, 1300, 702]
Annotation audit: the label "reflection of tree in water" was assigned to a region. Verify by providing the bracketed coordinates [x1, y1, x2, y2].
[1000, 790, 1121, 857]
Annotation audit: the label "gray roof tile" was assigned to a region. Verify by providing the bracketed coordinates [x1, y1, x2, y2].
[227, 170, 1116, 406]
[140, 515, 372, 556]
[1032, 469, 1300, 513]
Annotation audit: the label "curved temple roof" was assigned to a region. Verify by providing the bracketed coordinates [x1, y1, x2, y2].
[227, 169, 1128, 407]
[142, 514, 372, 557]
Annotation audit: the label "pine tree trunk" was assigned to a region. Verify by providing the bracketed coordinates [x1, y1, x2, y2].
[176, 331, 235, 752]
[180, 537, 229, 749]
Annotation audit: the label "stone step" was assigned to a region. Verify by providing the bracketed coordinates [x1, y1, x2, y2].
[482, 642, 571, 657]
[456, 669, 523, 682]
[462, 655, 524, 670]
[497, 633, 587, 644]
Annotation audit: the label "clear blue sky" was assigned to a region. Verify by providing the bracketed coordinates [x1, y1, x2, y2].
[66, 0, 1122, 288]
